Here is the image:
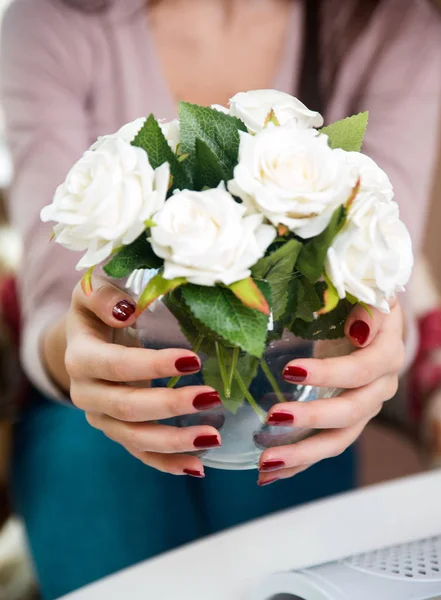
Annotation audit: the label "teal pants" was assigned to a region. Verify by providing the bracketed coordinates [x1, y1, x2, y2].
[12, 390, 356, 600]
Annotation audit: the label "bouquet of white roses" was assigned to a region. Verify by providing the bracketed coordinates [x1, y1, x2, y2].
[41, 89, 413, 413]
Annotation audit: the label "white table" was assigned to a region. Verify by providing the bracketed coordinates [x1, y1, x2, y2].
[60, 471, 441, 600]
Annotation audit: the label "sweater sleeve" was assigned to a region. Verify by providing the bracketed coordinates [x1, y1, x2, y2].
[1, 0, 93, 399]
[354, 0, 441, 256]
[327, 0, 441, 370]
[360, 0, 441, 369]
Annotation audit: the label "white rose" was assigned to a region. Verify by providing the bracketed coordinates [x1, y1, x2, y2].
[91, 117, 147, 150]
[335, 149, 394, 208]
[228, 122, 354, 239]
[41, 136, 170, 270]
[228, 89, 323, 133]
[325, 199, 413, 313]
[159, 118, 180, 153]
[150, 184, 276, 286]
[211, 104, 230, 114]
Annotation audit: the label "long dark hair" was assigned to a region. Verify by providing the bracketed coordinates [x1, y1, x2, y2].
[299, 0, 385, 113]
[59, 0, 111, 10]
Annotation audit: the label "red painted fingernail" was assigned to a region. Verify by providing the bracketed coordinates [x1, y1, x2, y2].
[112, 300, 136, 322]
[267, 411, 295, 426]
[175, 356, 200, 373]
[193, 435, 221, 449]
[193, 391, 222, 411]
[259, 459, 285, 472]
[349, 320, 370, 345]
[258, 477, 278, 487]
[282, 366, 307, 383]
[184, 469, 205, 478]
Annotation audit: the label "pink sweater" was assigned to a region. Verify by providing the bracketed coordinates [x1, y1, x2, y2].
[1, 0, 441, 399]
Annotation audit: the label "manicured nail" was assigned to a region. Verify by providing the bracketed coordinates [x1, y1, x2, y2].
[267, 411, 295, 426]
[259, 459, 285, 472]
[282, 366, 307, 383]
[349, 320, 370, 345]
[184, 469, 205, 478]
[193, 435, 221, 449]
[193, 391, 222, 411]
[175, 356, 200, 373]
[112, 299, 136, 322]
[258, 477, 278, 487]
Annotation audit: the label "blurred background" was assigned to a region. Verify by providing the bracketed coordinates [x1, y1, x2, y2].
[0, 1, 11, 190]
[0, 1, 439, 599]
[0, 1, 37, 599]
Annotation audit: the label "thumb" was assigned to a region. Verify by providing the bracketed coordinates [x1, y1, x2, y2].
[72, 275, 137, 331]
[344, 300, 394, 348]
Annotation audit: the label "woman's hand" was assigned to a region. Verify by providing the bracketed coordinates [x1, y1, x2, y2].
[64, 278, 223, 479]
[258, 300, 405, 486]
[60, 276, 404, 484]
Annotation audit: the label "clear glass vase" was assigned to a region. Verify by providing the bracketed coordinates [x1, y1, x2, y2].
[116, 269, 352, 471]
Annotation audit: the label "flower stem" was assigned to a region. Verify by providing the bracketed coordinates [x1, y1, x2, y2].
[228, 346, 240, 394]
[215, 341, 231, 398]
[260, 358, 285, 404]
[167, 334, 204, 389]
[234, 371, 265, 422]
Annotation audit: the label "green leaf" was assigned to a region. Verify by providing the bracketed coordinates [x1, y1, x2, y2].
[165, 290, 262, 412]
[252, 239, 302, 279]
[131, 114, 190, 191]
[321, 112, 369, 152]
[179, 102, 247, 181]
[272, 275, 302, 333]
[194, 138, 228, 190]
[203, 348, 259, 414]
[181, 281, 271, 358]
[228, 277, 270, 315]
[267, 273, 312, 340]
[163, 290, 220, 354]
[266, 275, 303, 342]
[252, 239, 302, 320]
[136, 272, 186, 316]
[291, 299, 352, 341]
[293, 277, 324, 323]
[103, 234, 162, 278]
[296, 206, 346, 283]
[163, 290, 199, 343]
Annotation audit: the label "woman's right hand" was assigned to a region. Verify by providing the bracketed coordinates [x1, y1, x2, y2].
[64, 278, 222, 478]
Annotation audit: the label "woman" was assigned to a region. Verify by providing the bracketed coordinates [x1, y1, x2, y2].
[1, 0, 440, 598]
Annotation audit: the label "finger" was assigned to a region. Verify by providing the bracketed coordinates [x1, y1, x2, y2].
[345, 304, 385, 348]
[71, 276, 138, 338]
[86, 412, 221, 454]
[266, 373, 397, 429]
[282, 302, 404, 390]
[258, 465, 309, 486]
[345, 297, 398, 348]
[72, 381, 221, 421]
[127, 448, 205, 478]
[65, 339, 201, 383]
[259, 417, 369, 472]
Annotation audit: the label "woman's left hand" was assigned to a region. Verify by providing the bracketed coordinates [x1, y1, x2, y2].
[258, 300, 405, 486]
